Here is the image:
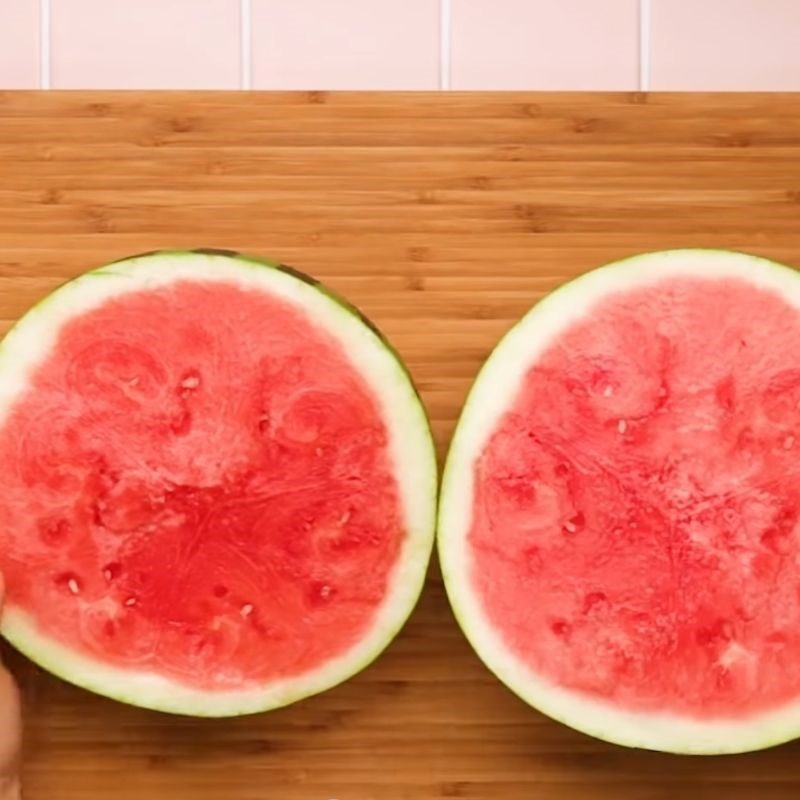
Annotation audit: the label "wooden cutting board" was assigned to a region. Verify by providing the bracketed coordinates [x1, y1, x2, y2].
[1, 90, 800, 800]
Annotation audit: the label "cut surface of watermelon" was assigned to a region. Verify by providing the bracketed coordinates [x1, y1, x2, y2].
[0, 250, 436, 716]
[439, 249, 800, 753]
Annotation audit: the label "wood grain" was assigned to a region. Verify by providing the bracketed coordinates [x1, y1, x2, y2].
[2, 90, 800, 799]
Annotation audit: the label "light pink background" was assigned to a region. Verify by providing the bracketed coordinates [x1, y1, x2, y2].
[0, 0, 799, 90]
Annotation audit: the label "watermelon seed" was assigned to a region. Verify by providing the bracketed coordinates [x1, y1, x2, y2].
[124, 597, 137, 607]
[181, 375, 200, 390]
[783, 435, 795, 450]
[617, 419, 628, 434]
[240, 603, 254, 617]
[563, 511, 585, 535]
[309, 581, 336, 605]
[603, 385, 614, 397]
[103, 562, 122, 582]
[339, 511, 351, 525]
[53, 572, 82, 594]
[128, 377, 140, 387]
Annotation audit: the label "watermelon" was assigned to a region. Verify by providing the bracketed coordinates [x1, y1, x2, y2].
[439, 249, 800, 754]
[0, 249, 437, 716]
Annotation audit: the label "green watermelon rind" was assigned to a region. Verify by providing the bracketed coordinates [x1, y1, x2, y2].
[438, 248, 800, 755]
[0, 249, 438, 717]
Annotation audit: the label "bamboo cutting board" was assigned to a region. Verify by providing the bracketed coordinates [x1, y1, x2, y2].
[2, 91, 800, 800]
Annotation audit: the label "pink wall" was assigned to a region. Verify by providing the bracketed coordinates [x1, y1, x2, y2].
[1, 0, 799, 90]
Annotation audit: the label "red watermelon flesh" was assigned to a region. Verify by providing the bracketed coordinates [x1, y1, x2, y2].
[439, 250, 800, 752]
[472, 275, 800, 717]
[0, 252, 436, 710]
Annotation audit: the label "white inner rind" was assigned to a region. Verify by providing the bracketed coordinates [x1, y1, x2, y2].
[438, 249, 800, 754]
[0, 251, 437, 717]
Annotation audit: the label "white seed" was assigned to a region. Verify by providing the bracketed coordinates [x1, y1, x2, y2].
[240, 603, 254, 617]
[784, 435, 795, 450]
[339, 511, 351, 525]
[124, 597, 137, 607]
[67, 578, 80, 595]
[181, 376, 200, 389]
[319, 585, 332, 599]
[602, 385, 614, 397]
[103, 569, 113, 581]
[617, 419, 628, 434]
[564, 521, 577, 533]
[128, 377, 140, 387]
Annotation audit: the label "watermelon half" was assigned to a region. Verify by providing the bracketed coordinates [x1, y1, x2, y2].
[0, 249, 437, 716]
[439, 249, 800, 754]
